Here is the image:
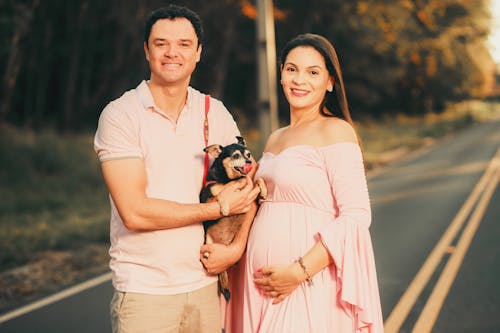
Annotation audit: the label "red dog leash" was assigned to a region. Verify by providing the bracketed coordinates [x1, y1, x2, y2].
[202, 94, 210, 187]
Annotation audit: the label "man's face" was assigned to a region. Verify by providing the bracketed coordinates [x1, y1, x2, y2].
[144, 18, 202, 87]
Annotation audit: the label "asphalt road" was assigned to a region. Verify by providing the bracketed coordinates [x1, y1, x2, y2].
[1, 118, 499, 333]
[369, 118, 500, 333]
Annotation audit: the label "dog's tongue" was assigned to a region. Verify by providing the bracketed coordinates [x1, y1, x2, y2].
[243, 163, 253, 174]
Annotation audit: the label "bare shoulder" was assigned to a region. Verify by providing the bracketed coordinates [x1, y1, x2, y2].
[263, 126, 288, 151]
[319, 117, 358, 145]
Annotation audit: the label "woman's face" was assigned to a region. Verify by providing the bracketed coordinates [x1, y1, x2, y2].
[280, 46, 333, 111]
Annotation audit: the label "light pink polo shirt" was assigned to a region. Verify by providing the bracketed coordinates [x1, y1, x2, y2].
[94, 80, 240, 295]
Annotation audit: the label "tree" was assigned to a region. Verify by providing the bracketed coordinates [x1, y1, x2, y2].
[0, 0, 495, 130]
[0, 0, 40, 125]
[272, 0, 494, 114]
[336, 0, 495, 114]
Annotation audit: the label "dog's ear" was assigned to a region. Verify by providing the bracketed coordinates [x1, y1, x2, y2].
[236, 136, 246, 146]
[204, 144, 223, 158]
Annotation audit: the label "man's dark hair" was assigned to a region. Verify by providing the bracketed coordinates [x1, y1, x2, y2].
[144, 4, 203, 46]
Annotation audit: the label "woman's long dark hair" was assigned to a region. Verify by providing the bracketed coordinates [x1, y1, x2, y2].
[279, 34, 353, 126]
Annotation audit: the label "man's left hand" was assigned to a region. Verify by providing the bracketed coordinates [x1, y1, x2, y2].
[200, 243, 239, 275]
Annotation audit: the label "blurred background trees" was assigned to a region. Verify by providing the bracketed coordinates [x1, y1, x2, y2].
[0, 0, 496, 131]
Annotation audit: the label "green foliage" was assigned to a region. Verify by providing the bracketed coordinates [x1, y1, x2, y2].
[0, 0, 495, 130]
[0, 126, 109, 270]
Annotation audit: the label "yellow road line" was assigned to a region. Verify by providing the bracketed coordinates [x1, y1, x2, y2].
[384, 147, 500, 333]
[412, 162, 500, 332]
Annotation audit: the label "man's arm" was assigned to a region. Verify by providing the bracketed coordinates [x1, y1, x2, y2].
[101, 158, 259, 231]
[199, 201, 258, 275]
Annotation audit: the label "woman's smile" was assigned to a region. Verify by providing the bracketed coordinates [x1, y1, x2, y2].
[290, 88, 310, 97]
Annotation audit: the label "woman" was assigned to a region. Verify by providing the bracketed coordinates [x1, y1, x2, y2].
[238, 34, 384, 332]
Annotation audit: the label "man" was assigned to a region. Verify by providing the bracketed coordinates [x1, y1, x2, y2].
[94, 5, 259, 333]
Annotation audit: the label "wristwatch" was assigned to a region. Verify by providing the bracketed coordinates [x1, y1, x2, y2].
[217, 197, 230, 216]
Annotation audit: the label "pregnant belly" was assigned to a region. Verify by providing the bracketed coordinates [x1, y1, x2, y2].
[246, 202, 332, 272]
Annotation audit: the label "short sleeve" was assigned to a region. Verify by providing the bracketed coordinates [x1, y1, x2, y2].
[210, 99, 241, 146]
[317, 143, 384, 332]
[94, 102, 142, 162]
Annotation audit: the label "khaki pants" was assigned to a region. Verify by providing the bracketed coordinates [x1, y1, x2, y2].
[110, 282, 221, 333]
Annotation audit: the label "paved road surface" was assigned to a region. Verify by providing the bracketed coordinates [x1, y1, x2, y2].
[370, 119, 500, 332]
[1, 119, 499, 333]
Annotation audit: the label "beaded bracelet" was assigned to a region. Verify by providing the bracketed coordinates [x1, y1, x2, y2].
[297, 256, 313, 286]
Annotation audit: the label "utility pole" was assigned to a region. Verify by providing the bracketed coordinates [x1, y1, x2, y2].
[256, 0, 279, 155]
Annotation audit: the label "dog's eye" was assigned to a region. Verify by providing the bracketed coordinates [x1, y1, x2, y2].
[232, 153, 242, 160]
[245, 151, 251, 159]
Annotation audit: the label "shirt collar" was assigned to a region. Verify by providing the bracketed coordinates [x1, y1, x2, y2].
[136, 80, 156, 111]
[135, 80, 194, 115]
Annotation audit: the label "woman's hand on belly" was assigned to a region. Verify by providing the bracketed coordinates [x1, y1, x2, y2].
[253, 263, 304, 304]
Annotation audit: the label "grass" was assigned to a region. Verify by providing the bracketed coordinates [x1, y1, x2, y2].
[358, 100, 500, 169]
[0, 127, 109, 270]
[0, 100, 498, 272]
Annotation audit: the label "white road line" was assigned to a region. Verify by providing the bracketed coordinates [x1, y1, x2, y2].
[0, 272, 112, 324]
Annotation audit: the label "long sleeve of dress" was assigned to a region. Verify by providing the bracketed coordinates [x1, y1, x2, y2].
[318, 143, 384, 333]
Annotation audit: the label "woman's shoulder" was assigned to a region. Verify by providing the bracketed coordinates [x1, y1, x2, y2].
[263, 126, 288, 151]
[318, 116, 358, 145]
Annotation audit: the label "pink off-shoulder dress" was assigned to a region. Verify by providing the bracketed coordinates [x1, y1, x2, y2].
[229, 142, 384, 333]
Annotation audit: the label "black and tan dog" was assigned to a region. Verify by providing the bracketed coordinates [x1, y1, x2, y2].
[200, 136, 266, 300]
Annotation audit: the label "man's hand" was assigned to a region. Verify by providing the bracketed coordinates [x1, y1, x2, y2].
[217, 176, 260, 216]
[200, 243, 240, 275]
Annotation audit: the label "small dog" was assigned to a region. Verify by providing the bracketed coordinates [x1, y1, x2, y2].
[200, 136, 267, 300]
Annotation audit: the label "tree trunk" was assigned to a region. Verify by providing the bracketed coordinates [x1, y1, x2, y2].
[62, 1, 88, 131]
[423, 95, 434, 113]
[1, 32, 23, 123]
[209, 7, 237, 98]
[34, 20, 53, 128]
[0, 0, 39, 124]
